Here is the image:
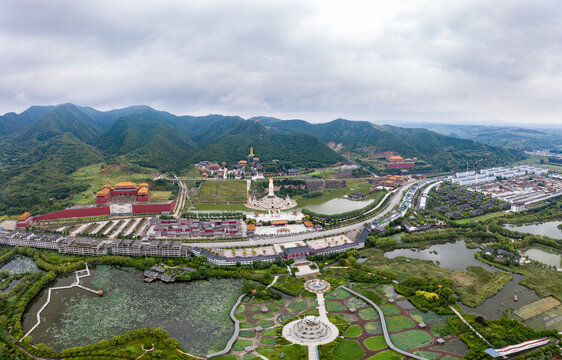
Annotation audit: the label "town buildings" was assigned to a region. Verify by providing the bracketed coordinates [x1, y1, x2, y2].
[147, 218, 244, 238]
[447, 165, 548, 186]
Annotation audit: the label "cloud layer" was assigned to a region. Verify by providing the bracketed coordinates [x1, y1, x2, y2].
[1, 0, 561, 124]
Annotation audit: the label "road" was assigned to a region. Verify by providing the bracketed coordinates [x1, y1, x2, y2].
[187, 181, 418, 248]
[342, 286, 429, 360]
[172, 177, 188, 218]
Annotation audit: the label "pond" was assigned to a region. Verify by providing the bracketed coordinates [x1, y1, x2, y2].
[297, 197, 375, 215]
[23, 266, 242, 356]
[504, 220, 562, 240]
[459, 274, 539, 320]
[0, 256, 39, 274]
[523, 247, 561, 268]
[383, 240, 498, 272]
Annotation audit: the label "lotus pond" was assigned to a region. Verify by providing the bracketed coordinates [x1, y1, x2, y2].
[23, 266, 242, 356]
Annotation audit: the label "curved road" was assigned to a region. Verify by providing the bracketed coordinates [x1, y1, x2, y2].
[185, 181, 417, 248]
[342, 286, 429, 360]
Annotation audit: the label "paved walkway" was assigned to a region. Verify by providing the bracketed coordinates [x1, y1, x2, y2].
[449, 305, 493, 347]
[341, 286, 429, 360]
[21, 263, 102, 341]
[206, 293, 246, 358]
[265, 275, 279, 289]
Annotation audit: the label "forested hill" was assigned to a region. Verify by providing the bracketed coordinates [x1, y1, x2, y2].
[0, 103, 526, 214]
[253, 117, 524, 170]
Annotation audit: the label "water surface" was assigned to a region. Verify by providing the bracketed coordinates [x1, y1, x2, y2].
[23, 266, 241, 355]
[0, 256, 39, 274]
[384, 240, 497, 272]
[524, 248, 561, 268]
[298, 197, 375, 215]
[504, 221, 562, 240]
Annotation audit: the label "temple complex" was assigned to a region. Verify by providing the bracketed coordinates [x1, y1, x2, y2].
[386, 155, 416, 169]
[246, 178, 297, 210]
[96, 182, 149, 204]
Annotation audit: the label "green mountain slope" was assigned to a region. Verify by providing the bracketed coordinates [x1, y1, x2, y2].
[192, 122, 344, 167]
[254, 117, 523, 170]
[97, 110, 199, 171]
[0, 105, 55, 136]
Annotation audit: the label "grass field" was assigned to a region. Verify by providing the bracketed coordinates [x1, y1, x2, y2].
[71, 162, 156, 205]
[343, 324, 362, 338]
[386, 315, 415, 332]
[332, 339, 365, 360]
[366, 350, 403, 360]
[149, 191, 172, 203]
[363, 336, 386, 351]
[194, 181, 247, 204]
[389, 330, 432, 350]
[453, 211, 506, 225]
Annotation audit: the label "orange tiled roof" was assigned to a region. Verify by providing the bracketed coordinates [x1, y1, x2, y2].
[272, 220, 288, 225]
[139, 183, 149, 188]
[247, 224, 256, 231]
[97, 188, 111, 197]
[304, 221, 314, 227]
[387, 155, 404, 162]
[18, 212, 31, 221]
[114, 181, 137, 189]
[137, 187, 149, 196]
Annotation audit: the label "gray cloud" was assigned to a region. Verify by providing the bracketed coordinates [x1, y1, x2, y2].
[1, 0, 561, 124]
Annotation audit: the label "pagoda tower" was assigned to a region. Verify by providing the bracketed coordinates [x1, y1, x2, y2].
[248, 146, 254, 159]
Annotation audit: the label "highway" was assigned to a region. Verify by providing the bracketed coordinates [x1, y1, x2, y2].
[187, 180, 419, 248]
[172, 176, 188, 218]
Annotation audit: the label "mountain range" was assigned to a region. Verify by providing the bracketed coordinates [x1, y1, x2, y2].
[0, 104, 526, 214]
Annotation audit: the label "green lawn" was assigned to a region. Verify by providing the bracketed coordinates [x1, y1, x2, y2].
[232, 339, 252, 351]
[413, 351, 441, 360]
[287, 299, 308, 313]
[386, 315, 415, 332]
[332, 339, 365, 360]
[365, 321, 382, 334]
[326, 288, 351, 300]
[343, 325, 362, 338]
[364, 336, 386, 351]
[389, 330, 433, 350]
[380, 304, 401, 315]
[257, 320, 275, 328]
[359, 308, 379, 320]
[326, 301, 347, 312]
[366, 350, 403, 360]
[194, 180, 247, 204]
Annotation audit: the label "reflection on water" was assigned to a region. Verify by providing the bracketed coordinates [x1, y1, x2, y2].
[23, 266, 242, 355]
[524, 248, 561, 268]
[298, 197, 375, 215]
[504, 221, 562, 240]
[384, 240, 497, 272]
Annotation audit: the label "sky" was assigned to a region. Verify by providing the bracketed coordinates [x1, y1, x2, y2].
[1, 0, 561, 125]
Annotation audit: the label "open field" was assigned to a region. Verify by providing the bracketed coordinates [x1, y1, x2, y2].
[149, 191, 172, 203]
[361, 248, 513, 306]
[194, 181, 247, 204]
[70, 162, 156, 205]
[452, 211, 506, 225]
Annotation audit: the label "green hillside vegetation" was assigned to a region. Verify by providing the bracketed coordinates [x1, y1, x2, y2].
[256, 117, 524, 171]
[0, 103, 526, 215]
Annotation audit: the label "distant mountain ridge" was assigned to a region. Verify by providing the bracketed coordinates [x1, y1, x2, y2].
[392, 122, 562, 151]
[0, 103, 526, 214]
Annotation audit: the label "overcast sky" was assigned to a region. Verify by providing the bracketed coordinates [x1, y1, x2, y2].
[1, 1, 561, 125]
